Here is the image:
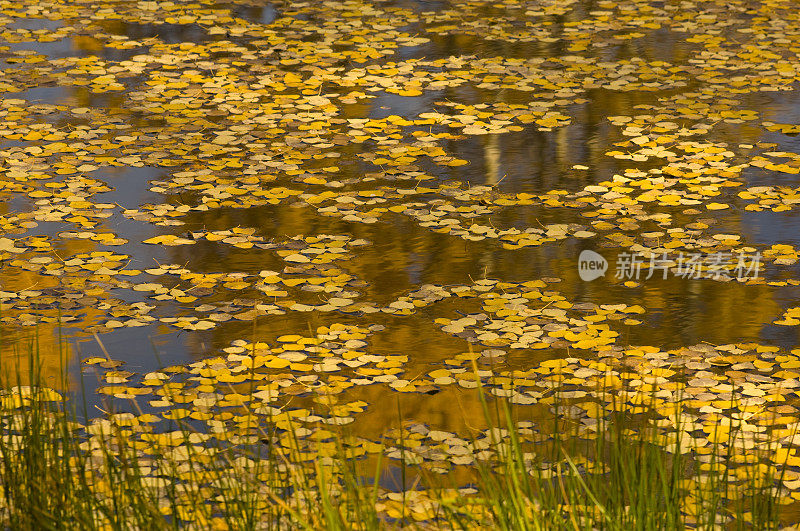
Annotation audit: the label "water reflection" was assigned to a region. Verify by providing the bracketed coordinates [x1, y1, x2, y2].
[2, 1, 800, 442]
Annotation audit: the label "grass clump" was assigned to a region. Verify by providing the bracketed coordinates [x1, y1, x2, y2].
[0, 341, 791, 529]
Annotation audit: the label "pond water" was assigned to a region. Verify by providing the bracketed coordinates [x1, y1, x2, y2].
[3, 0, 800, 522]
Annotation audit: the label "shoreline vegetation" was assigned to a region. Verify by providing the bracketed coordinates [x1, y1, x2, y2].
[0, 336, 791, 529]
